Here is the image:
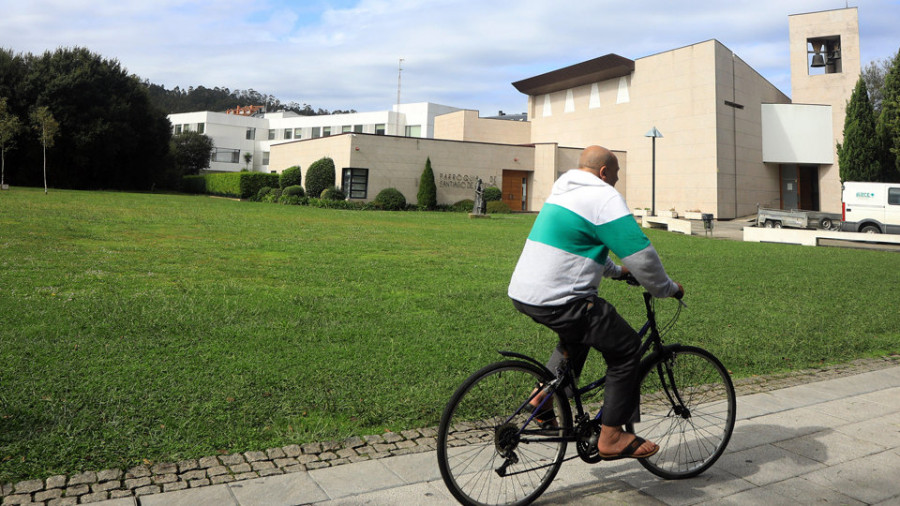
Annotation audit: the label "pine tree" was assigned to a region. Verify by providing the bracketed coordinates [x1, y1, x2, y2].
[876, 49, 900, 182]
[417, 157, 437, 209]
[837, 77, 881, 182]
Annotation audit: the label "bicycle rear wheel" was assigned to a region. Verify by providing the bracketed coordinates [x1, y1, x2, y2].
[627, 345, 736, 479]
[437, 360, 572, 506]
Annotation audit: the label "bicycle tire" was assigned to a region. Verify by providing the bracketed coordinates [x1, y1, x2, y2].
[437, 360, 572, 506]
[627, 345, 736, 479]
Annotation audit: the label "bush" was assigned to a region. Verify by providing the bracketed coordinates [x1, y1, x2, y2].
[283, 185, 305, 197]
[450, 199, 474, 212]
[279, 195, 307, 206]
[262, 188, 283, 203]
[181, 175, 206, 194]
[307, 198, 373, 210]
[373, 187, 407, 210]
[320, 186, 345, 200]
[251, 186, 273, 202]
[487, 200, 512, 214]
[417, 158, 437, 209]
[238, 173, 279, 199]
[305, 157, 336, 201]
[484, 186, 502, 202]
[280, 166, 302, 189]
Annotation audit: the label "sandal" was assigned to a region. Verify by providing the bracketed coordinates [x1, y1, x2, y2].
[528, 403, 557, 428]
[597, 434, 659, 460]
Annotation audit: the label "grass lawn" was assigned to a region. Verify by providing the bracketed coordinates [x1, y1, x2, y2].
[0, 186, 898, 482]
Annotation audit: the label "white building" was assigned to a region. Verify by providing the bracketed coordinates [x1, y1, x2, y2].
[168, 102, 463, 173]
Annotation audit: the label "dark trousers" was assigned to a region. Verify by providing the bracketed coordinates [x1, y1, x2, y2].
[512, 294, 640, 426]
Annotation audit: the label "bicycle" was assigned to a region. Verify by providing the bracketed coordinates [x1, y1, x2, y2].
[436, 283, 736, 506]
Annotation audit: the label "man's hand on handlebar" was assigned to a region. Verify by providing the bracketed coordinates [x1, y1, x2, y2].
[613, 268, 685, 300]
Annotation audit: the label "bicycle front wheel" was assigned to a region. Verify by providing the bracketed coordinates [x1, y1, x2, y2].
[437, 360, 572, 506]
[627, 345, 736, 479]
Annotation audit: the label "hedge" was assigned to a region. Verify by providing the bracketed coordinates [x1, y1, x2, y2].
[181, 173, 279, 199]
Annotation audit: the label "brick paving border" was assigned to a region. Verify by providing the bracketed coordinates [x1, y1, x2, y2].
[2, 354, 898, 505]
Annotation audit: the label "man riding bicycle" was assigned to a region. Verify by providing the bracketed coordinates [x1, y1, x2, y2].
[508, 145, 684, 460]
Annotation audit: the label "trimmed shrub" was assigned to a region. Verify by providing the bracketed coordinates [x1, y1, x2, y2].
[180, 172, 278, 199]
[373, 187, 407, 210]
[239, 173, 279, 199]
[487, 200, 512, 214]
[450, 199, 474, 212]
[308, 198, 373, 210]
[251, 186, 273, 202]
[280, 166, 302, 189]
[279, 195, 307, 205]
[181, 175, 206, 194]
[305, 157, 336, 201]
[283, 185, 305, 197]
[484, 186, 502, 202]
[320, 186, 345, 200]
[417, 157, 438, 209]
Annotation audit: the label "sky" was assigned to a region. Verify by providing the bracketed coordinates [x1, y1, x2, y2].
[1, 0, 898, 115]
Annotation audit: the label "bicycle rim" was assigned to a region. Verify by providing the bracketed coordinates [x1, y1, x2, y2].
[437, 361, 570, 506]
[628, 346, 736, 479]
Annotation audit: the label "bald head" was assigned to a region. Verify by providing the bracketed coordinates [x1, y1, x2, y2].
[578, 145, 619, 187]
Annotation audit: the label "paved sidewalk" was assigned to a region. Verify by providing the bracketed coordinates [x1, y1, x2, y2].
[85, 364, 900, 506]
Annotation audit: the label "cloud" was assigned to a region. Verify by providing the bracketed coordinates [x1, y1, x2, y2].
[1, 0, 898, 115]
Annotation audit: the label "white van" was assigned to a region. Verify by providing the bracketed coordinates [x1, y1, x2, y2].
[841, 181, 900, 234]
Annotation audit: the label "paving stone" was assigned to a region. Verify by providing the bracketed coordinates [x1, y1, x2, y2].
[79, 491, 109, 503]
[395, 440, 417, 449]
[305, 461, 330, 470]
[265, 447, 285, 459]
[179, 470, 207, 481]
[319, 452, 338, 461]
[65, 484, 90, 496]
[188, 478, 210, 488]
[14, 479, 43, 494]
[274, 457, 298, 468]
[92, 481, 122, 492]
[233, 472, 258, 481]
[125, 466, 151, 479]
[250, 461, 275, 471]
[400, 429, 420, 439]
[418, 427, 437, 438]
[349, 455, 371, 463]
[133, 484, 160, 496]
[363, 435, 384, 444]
[206, 466, 228, 477]
[283, 464, 305, 473]
[301, 443, 322, 454]
[67, 471, 97, 486]
[124, 477, 151, 490]
[336, 448, 358, 459]
[258, 468, 284, 477]
[330, 458, 350, 466]
[163, 481, 188, 493]
[177, 459, 199, 472]
[219, 453, 245, 466]
[34, 488, 63, 501]
[209, 475, 235, 485]
[282, 444, 302, 457]
[229, 462, 252, 474]
[47, 497, 78, 506]
[343, 436, 365, 448]
[109, 489, 134, 499]
[152, 473, 177, 485]
[150, 462, 177, 475]
[297, 454, 319, 465]
[321, 441, 341, 452]
[198, 456, 219, 468]
[96, 469, 122, 482]
[382, 431, 403, 443]
[2, 495, 33, 505]
[243, 451, 267, 462]
[373, 443, 396, 453]
[45, 476, 67, 490]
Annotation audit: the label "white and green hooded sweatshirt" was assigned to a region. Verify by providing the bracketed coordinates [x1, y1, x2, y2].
[509, 169, 679, 306]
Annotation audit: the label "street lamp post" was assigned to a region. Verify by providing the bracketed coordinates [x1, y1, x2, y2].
[644, 126, 663, 216]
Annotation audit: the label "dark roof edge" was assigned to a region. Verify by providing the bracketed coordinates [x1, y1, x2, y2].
[512, 53, 635, 96]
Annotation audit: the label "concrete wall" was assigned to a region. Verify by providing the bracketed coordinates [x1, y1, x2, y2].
[434, 110, 532, 145]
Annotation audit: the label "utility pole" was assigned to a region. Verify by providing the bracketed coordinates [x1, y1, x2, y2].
[396, 58, 404, 135]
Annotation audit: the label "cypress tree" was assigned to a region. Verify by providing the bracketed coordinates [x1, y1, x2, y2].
[837, 77, 881, 182]
[417, 157, 437, 209]
[876, 49, 900, 182]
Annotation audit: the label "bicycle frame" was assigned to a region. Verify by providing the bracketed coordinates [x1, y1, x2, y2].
[499, 292, 681, 445]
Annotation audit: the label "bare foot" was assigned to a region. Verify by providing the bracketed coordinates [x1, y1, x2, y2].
[596, 426, 658, 459]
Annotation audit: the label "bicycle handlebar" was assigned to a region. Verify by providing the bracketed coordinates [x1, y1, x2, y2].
[613, 271, 686, 305]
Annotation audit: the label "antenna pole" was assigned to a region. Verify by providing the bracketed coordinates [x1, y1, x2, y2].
[396, 58, 404, 135]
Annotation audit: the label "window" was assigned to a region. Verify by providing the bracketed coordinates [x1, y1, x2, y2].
[284, 128, 292, 140]
[294, 128, 303, 138]
[268, 129, 276, 140]
[375, 124, 386, 135]
[211, 147, 240, 163]
[405, 125, 421, 137]
[323, 126, 331, 137]
[262, 151, 270, 165]
[342, 168, 369, 199]
[807, 36, 842, 75]
[342, 125, 352, 133]
[183, 124, 191, 132]
[246, 127, 256, 140]
[311, 127, 321, 139]
[889, 188, 900, 205]
[174, 124, 183, 134]
[353, 124, 363, 133]
[197, 123, 205, 134]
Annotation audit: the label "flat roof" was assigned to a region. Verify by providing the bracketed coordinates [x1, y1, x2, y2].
[512, 53, 635, 96]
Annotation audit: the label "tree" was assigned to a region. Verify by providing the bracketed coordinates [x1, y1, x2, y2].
[279, 165, 302, 188]
[0, 97, 22, 188]
[417, 157, 437, 209]
[171, 131, 214, 176]
[863, 57, 892, 114]
[837, 77, 881, 182]
[876, 49, 900, 182]
[243, 152, 253, 171]
[305, 157, 335, 199]
[30, 105, 59, 194]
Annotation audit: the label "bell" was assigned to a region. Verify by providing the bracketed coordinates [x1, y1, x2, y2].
[810, 53, 826, 68]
